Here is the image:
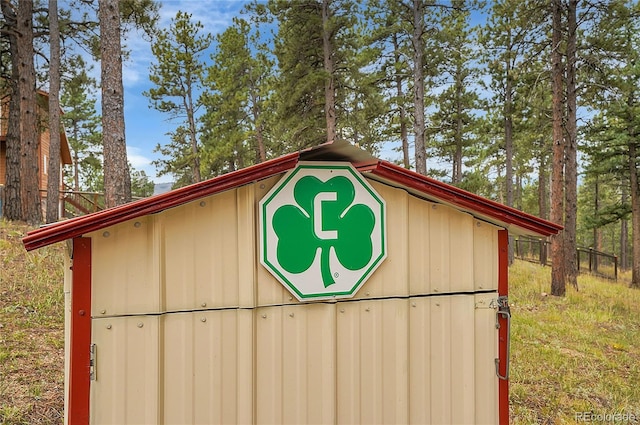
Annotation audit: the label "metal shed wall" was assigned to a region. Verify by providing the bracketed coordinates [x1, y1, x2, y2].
[82, 175, 500, 424]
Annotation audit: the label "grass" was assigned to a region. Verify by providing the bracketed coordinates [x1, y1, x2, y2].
[509, 260, 640, 424]
[0, 219, 65, 425]
[1, 218, 639, 424]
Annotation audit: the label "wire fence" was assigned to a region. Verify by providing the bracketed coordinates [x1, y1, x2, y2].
[513, 236, 618, 281]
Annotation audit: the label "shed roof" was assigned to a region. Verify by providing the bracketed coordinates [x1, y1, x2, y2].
[22, 140, 561, 251]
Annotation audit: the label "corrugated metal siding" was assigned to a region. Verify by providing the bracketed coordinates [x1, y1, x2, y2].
[87, 175, 500, 424]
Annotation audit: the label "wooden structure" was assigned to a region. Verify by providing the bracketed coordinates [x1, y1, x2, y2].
[23, 141, 561, 425]
[0, 90, 73, 218]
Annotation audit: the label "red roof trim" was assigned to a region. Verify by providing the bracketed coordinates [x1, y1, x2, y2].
[23, 152, 300, 251]
[367, 161, 562, 237]
[23, 147, 561, 251]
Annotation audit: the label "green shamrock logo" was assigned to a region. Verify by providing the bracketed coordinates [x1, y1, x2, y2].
[272, 175, 376, 288]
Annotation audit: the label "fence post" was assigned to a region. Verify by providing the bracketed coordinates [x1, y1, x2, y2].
[615, 256, 618, 280]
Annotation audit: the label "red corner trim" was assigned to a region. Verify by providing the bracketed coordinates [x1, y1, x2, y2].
[69, 237, 92, 424]
[498, 230, 509, 425]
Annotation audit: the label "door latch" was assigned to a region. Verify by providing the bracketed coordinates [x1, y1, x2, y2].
[491, 296, 510, 380]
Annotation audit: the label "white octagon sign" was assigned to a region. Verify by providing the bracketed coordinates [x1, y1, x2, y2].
[259, 162, 387, 301]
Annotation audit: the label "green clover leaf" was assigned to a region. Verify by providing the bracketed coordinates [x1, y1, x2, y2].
[272, 175, 375, 288]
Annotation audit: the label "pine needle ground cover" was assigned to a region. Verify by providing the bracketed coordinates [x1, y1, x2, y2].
[1, 219, 639, 424]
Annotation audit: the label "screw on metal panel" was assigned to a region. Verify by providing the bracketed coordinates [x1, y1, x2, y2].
[435, 303, 440, 307]
[201, 302, 207, 307]
[289, 297, 293, 301]
[102, 231, 110, 238]
[479, 286, 483, 289]
[100, 309, 106, 315]
[199, 201, 206, 207]
[137, 322, 144, 328]
[365, 292, 370, 296]
[134, 221, 142, 228]
[106, 324, 112, 330]
[411, 302, 416, 307]
[79, 310, 85, 316]
[434, 288, 438, 292]
[262, 314, 267, 319]
[260, 184, 265, 189]
[476, 221, 482, 227]
[340, 309, 345, 313]
[201, 317, 207, 323]
[289, 313, 294, 318]
[432, 204, 437, 209]
[365, 307, 370, 312]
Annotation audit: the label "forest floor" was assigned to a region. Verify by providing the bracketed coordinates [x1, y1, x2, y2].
[1, 219, 639, 424]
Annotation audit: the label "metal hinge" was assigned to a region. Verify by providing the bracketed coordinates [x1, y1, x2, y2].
[89, 343, 97, 381]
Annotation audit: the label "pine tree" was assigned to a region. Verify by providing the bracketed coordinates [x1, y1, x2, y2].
[60, 55, 102, 192]
[429, 0, 481, 185]
[200, 17, 273, 177]
[144, 10, 212, 185]
[550, 0, 565, 296]
[581, 0, 640, 288]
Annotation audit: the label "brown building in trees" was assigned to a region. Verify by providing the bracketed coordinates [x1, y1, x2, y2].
[0, 90, 73, 218]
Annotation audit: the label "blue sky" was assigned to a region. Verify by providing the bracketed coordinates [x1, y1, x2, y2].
[119, 0, 252, 183]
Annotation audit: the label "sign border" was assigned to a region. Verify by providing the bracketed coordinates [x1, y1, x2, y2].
[259, 162, 387, 300]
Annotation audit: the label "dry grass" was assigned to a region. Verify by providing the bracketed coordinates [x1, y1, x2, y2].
[1, 218, 640, 424]
[0, 219, 65, 425]
[509, 260, 640, 424]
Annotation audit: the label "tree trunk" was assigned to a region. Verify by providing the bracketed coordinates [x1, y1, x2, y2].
[538, 150, 548, 219]
[550, 0, 565, 296]
[17, 0, 41, 225]
[392, 33, 410, 169]
[100, 0, 131, 207]
[46, 0, 61, 223]
[1, 0, 22, 220]
[185, 88, 201, 183]
[250, 89, 266, 163]
[453, 61, 463, 184]
[629, 109, 640, 288]
[592, 175, 600, 272]
[322, 0, 337, 144]
[504, 36, 513, 209]
[620, 187, 628, 270]
[412, 0, 426, 175]
[539, 152, 548, 265]
[564, 0, 578, 290]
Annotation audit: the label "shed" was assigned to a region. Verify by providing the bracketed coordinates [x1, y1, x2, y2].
[23, 140, 561, 425]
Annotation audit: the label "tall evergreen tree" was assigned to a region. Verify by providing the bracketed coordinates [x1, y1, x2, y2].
[201, 17, 273, 177]
[60, 55, 102, 192]
[581, 0, 640, 287]
[145, 10, 211, 185]
[550, 0, 565, 296]
[429, 0, 480, 185]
